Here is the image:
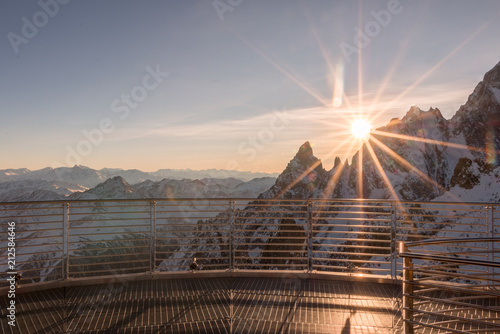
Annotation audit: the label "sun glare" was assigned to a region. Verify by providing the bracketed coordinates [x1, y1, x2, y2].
[351, 119, 372, 139]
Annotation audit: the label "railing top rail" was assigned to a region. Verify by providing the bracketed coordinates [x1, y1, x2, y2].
[399, 252, 500, 269]
[400, 238, 500, 269]
[1, 198, 499, 206]
[403, 237, 500, 248]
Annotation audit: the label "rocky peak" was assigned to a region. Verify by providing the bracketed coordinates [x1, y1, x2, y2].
[294, 141, 314, 164]
[401, 105, 422, 123]
[451, 61, 500, 157]
[292, 141, 325, 173]
[401, 106, 445, 125]
[258, 142, 326, 199]
[333, 157, 342, 168]
[452, 61, 500, 121]
[483, 60, 500, 87]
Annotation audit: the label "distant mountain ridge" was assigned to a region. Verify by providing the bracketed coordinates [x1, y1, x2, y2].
[66, 176, 276, 201]
[0, 166, 279, 186]
[0, 166, 279, 202]
[0, 175, 277, 202]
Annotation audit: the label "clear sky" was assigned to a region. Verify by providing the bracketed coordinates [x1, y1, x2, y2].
[2, 0, 500, 173]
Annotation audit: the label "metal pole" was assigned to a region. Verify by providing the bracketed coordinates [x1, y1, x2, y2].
[229, 200, 235, 271]
[150, 201, 156, 273]
[401, 242, 414, 334]
[391, 202, 397, 280]
[63, 202, 69, 281]
[487, 206, 494, 282]
[307, 200, 313, 272]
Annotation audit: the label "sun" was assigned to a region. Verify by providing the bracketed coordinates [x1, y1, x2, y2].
[351, 119, 372, 139]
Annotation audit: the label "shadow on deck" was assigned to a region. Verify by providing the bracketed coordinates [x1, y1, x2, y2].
[1, 275, 402, 334]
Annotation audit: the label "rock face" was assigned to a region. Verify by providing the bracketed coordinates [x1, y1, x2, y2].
[259, 141, 326, 199]
[451, 61, 500, 161]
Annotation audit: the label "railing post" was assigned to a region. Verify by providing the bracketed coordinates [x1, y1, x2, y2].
[487, 206, 494, 281]
[150, 201, 157, 274]
[62, 202, 69, 280]
[307, 200, 313, 272]
[401, 242, 414, 334]
[391, 202, 397, 280]
[229, 200, 235, 271]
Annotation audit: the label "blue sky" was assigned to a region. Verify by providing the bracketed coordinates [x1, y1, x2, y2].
[2, 0, 500, 173]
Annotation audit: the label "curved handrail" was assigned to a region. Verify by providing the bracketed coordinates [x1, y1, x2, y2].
[400, 238, 500, 269]
[403, 237, 499, 247]
[0, 197, 499, 206]
[400, 237, 500, 334]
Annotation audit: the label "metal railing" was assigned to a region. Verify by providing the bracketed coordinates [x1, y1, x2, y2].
[0, 198, 498, 287]
[400, 238, 500, 334]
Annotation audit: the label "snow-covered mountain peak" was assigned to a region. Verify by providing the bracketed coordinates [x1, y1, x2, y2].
[401, 105, 422, 122]
[72, 165, 92, 170]
[71, 176, 135, 200]
[97, 176, 134, 193]
[400, 106, 445, 126]
[378, 106, 448, 146]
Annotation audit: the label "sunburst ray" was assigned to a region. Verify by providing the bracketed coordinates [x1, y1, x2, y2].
[372, 130, 489, 153]
[365, 142, 400, 201]
[369, 136, 462, 202]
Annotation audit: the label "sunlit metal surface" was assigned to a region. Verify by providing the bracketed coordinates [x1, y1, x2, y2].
[0, 274, 402, 333]
[401, 238, 500, 334]
[1, 198, 498, 284]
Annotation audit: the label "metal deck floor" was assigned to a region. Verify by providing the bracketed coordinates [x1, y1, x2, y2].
[1, 276, 402, 333]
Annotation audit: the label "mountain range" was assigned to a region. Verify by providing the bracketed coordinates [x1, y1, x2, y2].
[259, 60, 500, 204]
[2, 62, 499, 204]
[0, 167, 278, 202]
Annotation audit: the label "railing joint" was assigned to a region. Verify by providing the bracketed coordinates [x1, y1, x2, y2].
[150, 201, 157, 274]
[229, 200, 235, 272]
[307, 201, 313, 273]
[62, 202, 70, 281]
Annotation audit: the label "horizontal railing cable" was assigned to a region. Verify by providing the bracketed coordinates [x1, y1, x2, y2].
[0, 199, 498, 289]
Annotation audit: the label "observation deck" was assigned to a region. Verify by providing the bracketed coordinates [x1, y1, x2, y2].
[1, 198, 499, 333]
